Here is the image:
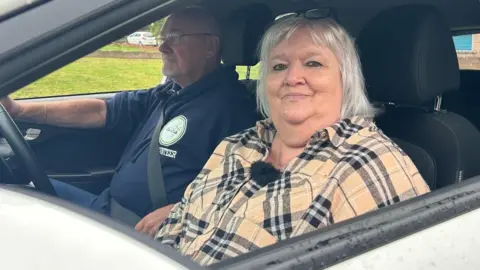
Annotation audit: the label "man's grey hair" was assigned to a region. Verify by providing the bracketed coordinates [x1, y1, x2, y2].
[256, 17, 376, 119]
[171, 6, 221, 38]
[169, 6, 222, 58]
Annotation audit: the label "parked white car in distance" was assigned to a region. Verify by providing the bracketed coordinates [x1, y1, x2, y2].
[126, 31, 157, 46]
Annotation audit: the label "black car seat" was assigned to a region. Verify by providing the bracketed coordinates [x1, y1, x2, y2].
[221, 3, 272, 105]
[443, 70, 480, 130]
[356, 4, 480, 190]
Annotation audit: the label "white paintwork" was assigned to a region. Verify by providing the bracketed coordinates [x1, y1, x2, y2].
[126, 31, 158, 46]
[0, 188, 189, 270]
[327, 208, 480, 270]
[3, 185, 479, 270]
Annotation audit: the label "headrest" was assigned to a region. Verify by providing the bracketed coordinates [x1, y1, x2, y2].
[221, 4, 273, 66]
[356, 5, 460, 106]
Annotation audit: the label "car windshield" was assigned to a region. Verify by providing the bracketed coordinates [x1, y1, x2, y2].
[143, 32, 154, 37]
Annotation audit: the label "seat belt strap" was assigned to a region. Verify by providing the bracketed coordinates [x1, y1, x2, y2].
[147, 104, 169, 210]
[110, 198, 142, 227]
[110, 104, 168, 227]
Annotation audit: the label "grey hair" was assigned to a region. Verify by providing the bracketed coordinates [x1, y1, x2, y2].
[256, 17, 376, 119]
[170, 6, 221, 37]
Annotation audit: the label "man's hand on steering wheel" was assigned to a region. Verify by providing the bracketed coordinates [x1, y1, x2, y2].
[0, 98, 56, 196]
[0, 96, 22, 118]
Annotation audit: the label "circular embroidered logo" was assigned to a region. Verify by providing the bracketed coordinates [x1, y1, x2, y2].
[159, 115, 188, 146]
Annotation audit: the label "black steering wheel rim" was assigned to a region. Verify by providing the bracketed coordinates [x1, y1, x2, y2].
[0, 104, 56, 196]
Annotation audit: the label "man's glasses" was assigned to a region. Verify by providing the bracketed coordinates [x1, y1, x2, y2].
[159, 32, 214, 45]
[275, 8, 333, 21]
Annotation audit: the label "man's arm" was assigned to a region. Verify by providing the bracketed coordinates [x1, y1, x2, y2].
[1, 96, 107, 128]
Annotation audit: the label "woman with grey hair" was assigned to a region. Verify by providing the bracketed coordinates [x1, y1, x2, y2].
[155, 13, 430, 266]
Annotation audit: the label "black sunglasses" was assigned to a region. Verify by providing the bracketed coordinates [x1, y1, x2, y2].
[275, 8, 334, 21]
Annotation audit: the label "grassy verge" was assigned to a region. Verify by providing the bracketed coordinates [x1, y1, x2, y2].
[13, 56, 260, 99]
[99, 43, 158, 53]
[13, 58, 163, 98]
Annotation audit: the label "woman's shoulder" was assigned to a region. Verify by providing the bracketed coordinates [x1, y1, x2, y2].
[223, 125, 258, 143]
[331, 120, 430, 199]
[337, 120, 414, 170]
[344, 121, 404, 153]
[211, 123, 267, 160]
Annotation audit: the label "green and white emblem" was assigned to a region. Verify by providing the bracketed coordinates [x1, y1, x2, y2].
[159, 115, 188, 147]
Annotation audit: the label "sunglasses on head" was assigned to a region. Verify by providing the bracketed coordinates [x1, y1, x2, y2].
[275, 8, 334, 21]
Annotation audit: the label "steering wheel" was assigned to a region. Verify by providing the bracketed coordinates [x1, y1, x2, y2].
[0, 104, 56, 196]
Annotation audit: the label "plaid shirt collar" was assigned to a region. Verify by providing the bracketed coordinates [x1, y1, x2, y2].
[256, 116, 373, 149]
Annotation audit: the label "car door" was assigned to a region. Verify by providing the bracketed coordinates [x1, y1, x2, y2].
[0, 0, 172, 194]
[7, 93, 120, 194]
[131, 33, 140, 44]
[127, 33, 135, 44]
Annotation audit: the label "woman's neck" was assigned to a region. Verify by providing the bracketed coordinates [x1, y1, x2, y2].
[266, 135, 305, 169]
[266, 116, 338, 169]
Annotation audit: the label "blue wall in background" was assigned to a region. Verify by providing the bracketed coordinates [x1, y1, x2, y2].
[453, 35, 473, 51]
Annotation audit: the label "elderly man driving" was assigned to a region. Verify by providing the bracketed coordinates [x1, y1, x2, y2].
[155, 12, 430, 266]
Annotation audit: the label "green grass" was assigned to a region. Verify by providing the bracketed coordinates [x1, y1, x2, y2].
[13, 57, 261, 99]
[13, 58, 163, 99]
[99, 44, 157, 53]
[99, 44, 144, 53]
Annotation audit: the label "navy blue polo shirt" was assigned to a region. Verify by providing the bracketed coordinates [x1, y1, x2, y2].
[102, 65, 258, 217]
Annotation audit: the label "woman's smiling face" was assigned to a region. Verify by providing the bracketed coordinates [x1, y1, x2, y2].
[266, 26, 343, 127]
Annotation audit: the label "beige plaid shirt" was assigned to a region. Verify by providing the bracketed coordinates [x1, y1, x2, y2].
[155, 116, 430, 266]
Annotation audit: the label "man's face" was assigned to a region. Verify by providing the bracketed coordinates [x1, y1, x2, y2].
[159, 15, 214, 80]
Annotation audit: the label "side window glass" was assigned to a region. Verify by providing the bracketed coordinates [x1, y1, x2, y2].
[454, 34, 479, 70]
[13, 19, 166, 99]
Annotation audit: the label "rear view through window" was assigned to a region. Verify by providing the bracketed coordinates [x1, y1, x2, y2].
[454, 34, 480, 70]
